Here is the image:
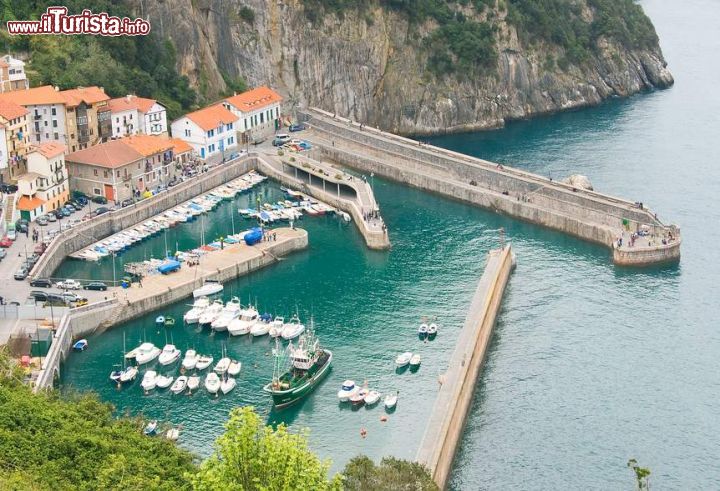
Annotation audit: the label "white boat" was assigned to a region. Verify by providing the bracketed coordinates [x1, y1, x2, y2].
[214, 357, 231, 374]
[187, 374, 200, 393]
[337, 380, 360, 402]
[198, 300, 224, 325]
[193, 280, 223, 298]
[205, 372, 221, 394]
[409, 354, 422, 367]
[418, 323, 429, 336]
[228, 360, 242, 376]
[158, 344, 181, 365]
[350, 388, 368, 406]
[281, 314, 305, 340]
[181, 349, 198, 370]
[141, 370, 157, 392]
[269, 316, 284, 338]
[156, 374, 174, 389]
[227, 305, 259, 336]
[339, 211, 352, 222]
[395, 351, 412, 367]
[364, 390, 381, 406]
[184, 297, 210, 324]
[250, 318, 271, 336]
[119, 365, 138, 383]
[428, 323, 438, 336]
[220, 376, 237, 394]
[384, 391, 399, 409]
[195, 355, 213, 370]
[170, 376, 188, 394]
[211, 297, 242, 332]
[134, 343, 161, 365]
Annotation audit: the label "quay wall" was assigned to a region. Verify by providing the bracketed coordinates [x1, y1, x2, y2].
[613, 241, 681, 266]
[31, 156, 256, 280]
[416, 245, 514, 489]
[256, 157, 390, 249]
[33, 230, 308, 391]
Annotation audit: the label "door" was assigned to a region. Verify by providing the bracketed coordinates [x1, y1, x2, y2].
[104, 184, 114, 201]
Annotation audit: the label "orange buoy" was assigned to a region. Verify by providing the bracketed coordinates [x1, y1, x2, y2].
[380, 415, 388, 422]
[360, 428, 367, 438]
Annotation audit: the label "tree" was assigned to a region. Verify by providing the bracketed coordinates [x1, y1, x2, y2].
[343, 455, 438, 491]
[192, 406, 342, 491]
[627, 458, 651, 490]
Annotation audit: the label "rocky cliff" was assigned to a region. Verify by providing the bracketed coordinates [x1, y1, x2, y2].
[131, 0, 673, 135]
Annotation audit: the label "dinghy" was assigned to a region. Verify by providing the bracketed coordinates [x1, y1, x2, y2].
[73, 339, 88, 351]
[187, 374, 200, 393]
[181, 349, 198, 370]
[384, 391, 399, 409]
[364, 390, 381, 406]
[395, 352, 412, 367]
[195, 355, 213, 370]
[143, 420, 158, 436]
[170, 376, 188, 394]
[156, 374, 174, 389]
[205, 372, 221, 394]
[220, 376, 236, 394]
[141, 371, 158, 392]
[227, 360, 242, 376]
[409, 354, 422, 368]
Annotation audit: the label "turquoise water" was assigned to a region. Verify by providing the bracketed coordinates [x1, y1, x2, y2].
[59, 0, 720, 487]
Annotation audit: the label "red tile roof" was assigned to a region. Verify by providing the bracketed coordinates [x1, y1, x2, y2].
[184, 104, 238, 131]
[0, 85, 65, 105]
[225, 86, 282, 112]
[17, 195, 46, 211]
[60, 86, 110, 107]
[121, 134, 173, 157]
[108, 95, 158, 114]
[36, 141, 66, 158]
[0, 100, 28, 120]
[65, 135, 175, 169]
[166, 137, 192, 154]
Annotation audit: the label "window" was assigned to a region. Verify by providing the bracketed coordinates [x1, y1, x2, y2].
[44, 120, 48, 126]
[245, 118, 248, 129]
[93, 169, 98, 176]
[184, 129, 191, 137]
[227, 122, 233, 130]
[93, 188, 101, 195]
[52, 120, 57, 128]
[51, 107, 56, 116]
[227, 137, 234, 145]
[217, 125, 223, 133]
[207, 129, 214, 138]
[276, 107, 279, 118]
[54, 132, 58, 140]
[116, 170, 120, 177]
[116, 117, 119, 123]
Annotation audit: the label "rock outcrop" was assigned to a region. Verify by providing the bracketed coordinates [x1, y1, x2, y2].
[131, 0, 673, 135]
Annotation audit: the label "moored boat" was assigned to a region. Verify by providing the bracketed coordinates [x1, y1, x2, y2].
[281, 314, 305, 340]
[198, 299, 224, 326]
[156, 374, 174, 389]
[170, 376, 188, 394]
[211, 297, 242, 332]
[384, 391, 399, 409]
[134, 343, 161, 365]
[158, 344, 181, 365]
[187, 374, 200, 393]
[228, 360, 242, 376]
[181, 349, 199, 370]
[141, 370, 158, 392]
[195, 355, 213, 370]
[269, 316, 284, 338]
[220, 376, 237, 394]
[409, 354, 422, 368]
[214, 357, 231, 375]
[73, 339, 88, 351]
[364, 390, 381, 406]
[205, 372, 221, 394]
[250, 313, 273, 336]
[395, 352, 412, 368]
[193, 280, 223, 298]
[337, 380, 360, 402]
[143, 420, 158, 436]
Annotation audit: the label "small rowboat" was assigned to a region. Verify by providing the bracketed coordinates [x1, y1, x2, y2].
[164, 316, 176, 327]
[73, 339, 88, 351]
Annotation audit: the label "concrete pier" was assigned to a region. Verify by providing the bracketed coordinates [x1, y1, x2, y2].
[33, 227, 308, 391]
[416, 245, 514, 489]
[303, 108, 681, 266]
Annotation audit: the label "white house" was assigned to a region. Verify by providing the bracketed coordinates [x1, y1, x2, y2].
[0, 85, 68, 145]
[170, 104, 238, 160]
[108, 95, 167, 138]
[16, 142, 68, 221]
[223, 86, 283, 143]
[0, 55, 29, 93]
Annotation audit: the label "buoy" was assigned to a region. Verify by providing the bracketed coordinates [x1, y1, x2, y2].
[360, 428, 367, 438]
[380, 415, 388, 422]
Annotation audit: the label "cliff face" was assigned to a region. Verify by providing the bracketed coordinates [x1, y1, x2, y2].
[132, 0, 673, 135]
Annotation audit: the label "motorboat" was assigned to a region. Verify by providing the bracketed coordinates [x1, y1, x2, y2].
[269, 316, 284, 338]
[227, 360, 242, 376]
[164, 316, 176, 327]
[193, 280, 223, 298]
[227, 305, 259, 336]
[141, 370, 158, 392]
[143, 420, 158, 436]
[155, 315, 165, 326]
[181, 349, 198, 370]
[119, 365, 139, 383]
[198, 300, 224, 325]
[409, 354, 422, 368]
[134, 343, 161, 365]
[364, 390, 381, 406]
[211, 297, 242, 332]
[281, 314, 305, 340]
[184, 297, 210, 324]
[109, 366, 123, 383]
[158, 344, 181, 365]
[337, 380, 360, 402]
[418, 323, 429, 337]
[156, 374, 174, 389]
[205, 372, 221, 394]
[220, 376, 237, 394]
[72, 339, 88, 351]
[170, 376, 188, 394]
[250, 313, 273, 336]
[187, 374, 200, 393]
[395, 352, 412, 367]
[214, 357, 231, 375]
[195, 355, 213, 370]
[350, 388, 368, 406]
[384, 391, 399, 409]
[428, 323, 438, 337]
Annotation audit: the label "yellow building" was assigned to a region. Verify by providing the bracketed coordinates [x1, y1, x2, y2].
[60, 86, 111, 152]
[0, 99, 30, 183]
[16, 142, 68, 221]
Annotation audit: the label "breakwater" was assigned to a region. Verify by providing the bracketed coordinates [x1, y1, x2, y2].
[33, 228, 308, 391]
[303, 108, 680, 266]
[416, 245, 514, 488]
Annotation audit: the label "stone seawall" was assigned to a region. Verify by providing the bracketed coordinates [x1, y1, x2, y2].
[31, 156, 257, 280]
[416, 246, 514, 489]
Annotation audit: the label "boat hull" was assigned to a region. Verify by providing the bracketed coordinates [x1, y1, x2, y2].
[264, 350, 332, 409]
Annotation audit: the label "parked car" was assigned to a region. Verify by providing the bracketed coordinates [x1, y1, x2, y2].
[46, 213, 57, 222]
[7, 229, 16, 241]
[15, 219, 29, 231]
[33, 243, 46, 255]
[120, 198, 134, 208]
[0, 237, 12, 248]
[0, 183, 18, 193]
[14, 268, 28, 280]
[95, 207, 110, 216]
[29, 291, 48, 302]
[29, 278, 52, 288]
[75, 196, 89, 206]
[59, 208, 71, 217]
[83, 281, 108, 291]
[92, 195, 108, 204]
[272, 133, 291, 146]
[289, 123, 306, 132]
[55, 279, 82, 290]
[0, 249, 6, 259]
[45, 294, 67, 305]
[36, 216, 48, 226]
[61, 292, 87, 303]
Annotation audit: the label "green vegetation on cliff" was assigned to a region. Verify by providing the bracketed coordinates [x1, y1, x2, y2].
[0, 0, 197, 120]
[302, 0, 659, 77]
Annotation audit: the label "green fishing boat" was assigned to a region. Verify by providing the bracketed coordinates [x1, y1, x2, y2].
[263, 320, 332, 409]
